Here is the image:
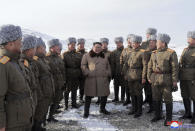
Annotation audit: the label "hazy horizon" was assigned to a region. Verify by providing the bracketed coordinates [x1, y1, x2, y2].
[0, 0, 194, 47]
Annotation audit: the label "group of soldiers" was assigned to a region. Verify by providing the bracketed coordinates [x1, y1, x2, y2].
[0, 24, 195, 131]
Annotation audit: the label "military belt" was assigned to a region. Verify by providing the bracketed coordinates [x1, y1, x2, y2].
[6, 92, 30, 101]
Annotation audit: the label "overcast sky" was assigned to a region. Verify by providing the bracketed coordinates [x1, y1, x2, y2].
[0, 0, 194, 46]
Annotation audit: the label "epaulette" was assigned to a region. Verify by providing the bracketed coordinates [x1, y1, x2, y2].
[152, 50, 157, 53]
[33, 56, 39, 61]
[167, 48, 175, 53]
[24, 59, 29, 67]
[140, 49, 146, 52]
[0, 56, 10, 64]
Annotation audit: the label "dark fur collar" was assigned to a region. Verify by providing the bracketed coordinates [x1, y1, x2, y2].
[89, 50, 105, 58]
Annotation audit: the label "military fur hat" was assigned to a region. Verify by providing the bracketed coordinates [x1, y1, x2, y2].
[114, 37, 124, 43]
[77, 38, 85, 44]
[131, 35, 142, 43]
[21, 35, 37, 51]
[187, 31, 195, 39]
[36, 37, 46, 48]
[157, 33, 171, 44]
[100, 38, 109, 44]
[48, 39, 61, 48]
[67, 37, 76, 44]
[127, 34, 135, 41]
[0, 24, 22, 45]
[146, 28, 157, 35]
[148, 35, 157, 41]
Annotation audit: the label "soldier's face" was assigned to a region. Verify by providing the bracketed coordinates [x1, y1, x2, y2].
[77, 43, 85, 50]
[149, 40, 157, 50]
[102, 43, 108, 49]
[36, 46, 46, 55]
[50, 45, 60, 54]
[24, 48, 36, 58]
[157, 40, 165, 49]
[132, 42, 140, 49]
[93, 44, 102, 53]
[127, 39, 132, 47]
[68, 43, 76, 51]
[188, 38, 195, 45]
[116, 42, 123, 48]
[146, 34, 151, 40]
[5, 39, 22, 54]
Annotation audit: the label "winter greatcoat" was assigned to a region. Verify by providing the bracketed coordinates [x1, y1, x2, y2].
[81, 50, 111, 97]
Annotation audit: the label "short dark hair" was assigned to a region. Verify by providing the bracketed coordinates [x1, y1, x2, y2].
[93, 42, 102, 46]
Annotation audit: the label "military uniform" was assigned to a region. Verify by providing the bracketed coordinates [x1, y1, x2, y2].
[46, 52, 65, 121]
[147, 47, 178, 125]
[179, 45, 195, 120]
[0, 48, 34, 131]
[20, 54, 38, 111]
[120, 45, 132, 105]
[76, 49, 87, 101]
[124, 46, 147, 117]
[33, 53, 55, 125]
[111, 46, 125, 102]
[63, 50, 82, 109]
[144, 47, 157, 112]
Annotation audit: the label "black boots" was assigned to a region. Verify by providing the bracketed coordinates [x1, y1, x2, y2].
[128, 96, 137, 115]
[47, 104, 58, 123]
[64, 92, 69, 110]
[65, 91, 79, 109]
[191, 101, 195, 123]
[83, 96, 92, 118]
[180, 99, 192, 119]
[151, 101, 163, 122]
[123, 87, 131, 106]
[134, 95, 143, 118]
[96, 97, 101, 105]
[32, 120, 46, 131]
[112, 84, 119, 102]
[100, 96, 111, 115]
[71, 91, 79, 109]
[164, 103, 173, 126]
[147, 95, 153, 113]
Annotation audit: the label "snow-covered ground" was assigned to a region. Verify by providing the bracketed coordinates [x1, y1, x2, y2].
[44, 82, 195, 131]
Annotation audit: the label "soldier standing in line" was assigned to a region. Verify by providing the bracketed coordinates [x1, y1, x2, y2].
[0, 24, 34, 131]
[34, 37, 56, 124]
[120, 34, 134, 106]
[141, 28, 157, 104]
[46, 39, 65, 121]
[20, 35, 45, 131]
[76, 38, 87, 103]
[179, 31, 195, 123]
[124, 35, 147, 118]
[63, 37, 82, 109]
[147, 33, 179, 126]
[144, 35, 157, 113]
[110, 37, 125, 103]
